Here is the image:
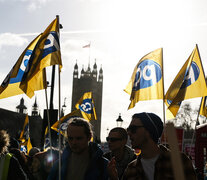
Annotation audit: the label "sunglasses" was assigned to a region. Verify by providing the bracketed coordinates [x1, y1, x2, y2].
[106, 137, 123, 142]
[127, 125, 144, 134]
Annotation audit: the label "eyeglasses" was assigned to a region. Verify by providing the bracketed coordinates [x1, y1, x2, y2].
[127, 125, 144, 134]
[106, 137, 123, 142]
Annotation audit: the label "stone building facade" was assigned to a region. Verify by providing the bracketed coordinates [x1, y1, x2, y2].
[71, 60, 103, 142]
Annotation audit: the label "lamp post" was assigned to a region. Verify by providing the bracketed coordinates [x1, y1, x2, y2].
[116, 113, 123, 127]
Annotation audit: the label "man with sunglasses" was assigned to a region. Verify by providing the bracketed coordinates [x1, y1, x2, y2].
[108, 112, 196, 179]
[104, 127, 136, 179]
[119, 112, 196, 180]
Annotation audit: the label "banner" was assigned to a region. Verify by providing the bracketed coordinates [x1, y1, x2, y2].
[0, 34, 46, 99]
[51, 109, 82, 136]
[20, 17, 62, 98]
[124, 48, 163, 109]
[165, 45, 207, 118]
[75, 91, 97, 121]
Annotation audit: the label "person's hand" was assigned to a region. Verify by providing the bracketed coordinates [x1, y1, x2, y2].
[107, 157, 118, 180]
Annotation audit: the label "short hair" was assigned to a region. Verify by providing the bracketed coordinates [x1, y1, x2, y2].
[0, 130, 10, 155]
[110, 127, 128, 140]
[67, 117, 93, 138]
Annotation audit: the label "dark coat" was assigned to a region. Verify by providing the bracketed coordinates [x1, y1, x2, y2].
[122, 145, 197, 180]
[47, 142, 109, 180]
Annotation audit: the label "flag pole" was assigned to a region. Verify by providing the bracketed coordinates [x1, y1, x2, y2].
[44, 88, 53, 151]
[58, 63, 62, 180]
[56, 14, 62, 180]
[161, 48, 167, 144]
[88, 41, 91, 67]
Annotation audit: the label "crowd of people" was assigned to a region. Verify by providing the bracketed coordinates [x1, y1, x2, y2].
[0, 112, 203, 179]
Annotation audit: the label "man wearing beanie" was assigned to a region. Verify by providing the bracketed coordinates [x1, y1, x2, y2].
[108, 112, 197, 180]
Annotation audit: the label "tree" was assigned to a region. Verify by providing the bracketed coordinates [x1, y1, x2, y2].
[168, 102, 205, 139]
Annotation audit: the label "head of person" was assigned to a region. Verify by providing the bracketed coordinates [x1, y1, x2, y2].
[8, 137, 20, 151]
[106, 127, 128, 152]
[67, 117, 93, 154]
[29, 147, 40, 157]
[0, 130, 10, 155]
[127, 112, 163, 149]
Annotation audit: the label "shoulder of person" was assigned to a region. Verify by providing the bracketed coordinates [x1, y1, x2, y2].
[103, 151, 112, 160]
[122, 158, 139, 179]
[124, 145, 137, 160]
[127, 158, 138, 167]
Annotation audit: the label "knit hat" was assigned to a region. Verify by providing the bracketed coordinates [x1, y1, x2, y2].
[132, 112, 163, 143]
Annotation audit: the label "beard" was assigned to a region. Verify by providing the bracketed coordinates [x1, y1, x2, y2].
[131, 135, 148, 150]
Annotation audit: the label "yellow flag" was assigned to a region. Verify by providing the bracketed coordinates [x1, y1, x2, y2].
[26, 137, 33, 155]
[20, 17, 62, 98]
[165, 101, 182, 119]
[75, 92, 97, 121]
[19, 114, 29, 141]
[124, 48, 163, 109]
[165, 45, 207, 118]
[199, 96, 207, 117]
[0, 34, 46, 99]
[51, 109, 82, 136]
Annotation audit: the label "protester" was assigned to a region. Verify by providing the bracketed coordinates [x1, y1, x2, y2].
[0, 130, 27, 180]
[8, 137, 20, 150]
[27, 146, 41, 178]
[104, 127, 136, 179]
[204, 161, 207, 180]
[9, 148, 34, 179]
[28, 147, 40, 157]
[108, 112, 197, 180]
[47, 117, 109, 180]
[30, 147, 59, 180]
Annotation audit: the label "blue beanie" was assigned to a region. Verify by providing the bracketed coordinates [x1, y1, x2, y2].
[132, 112, 163, 143]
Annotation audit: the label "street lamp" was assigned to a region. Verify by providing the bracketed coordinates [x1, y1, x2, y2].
[116, 113, 123, 127]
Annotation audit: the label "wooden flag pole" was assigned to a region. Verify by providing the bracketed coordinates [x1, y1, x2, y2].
[166, 123, 185, 180]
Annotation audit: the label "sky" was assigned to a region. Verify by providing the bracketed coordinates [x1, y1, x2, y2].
[1, 0, 207, 141]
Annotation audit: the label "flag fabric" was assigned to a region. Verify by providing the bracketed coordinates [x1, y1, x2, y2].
[43, 127, 50, 150]
[19, 114, 32, 154]
[51, 109, 82, 136]
[165, 45, 207, 118]
[19, 114, 29, 142]
[20, 17, 62, 98]
[75, 92, 97, 121]
[199, 96, 207, 118]
[165, 101, 182, 120]
[26, 137, 32, 155]
[82, 43, 90, 48]
[0, 34, 46, 99]
[124, 48, 163, 109]
[20, 138, 33, 155]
